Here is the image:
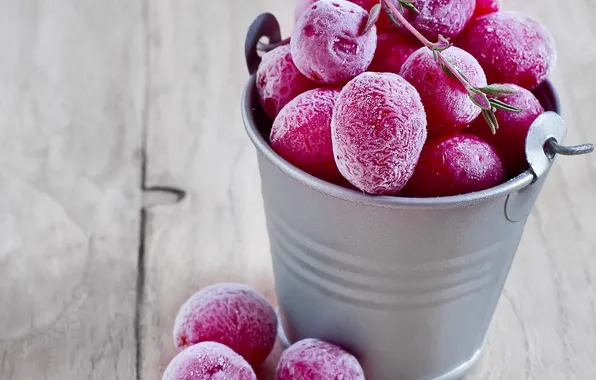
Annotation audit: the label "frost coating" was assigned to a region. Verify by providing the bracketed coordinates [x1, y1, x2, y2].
[332, 71, 427, 194]
[369, 32, 422, 74]
[172, 283, 277, 367]
[473, 0, 501, 18]
[162, 341, 257, 380]
[291, 0, 377, 84]
[395, 0, 476, 40]
[256, 45, 316, 119]
[467, 84, 544, 177]
[270, 88, 343, 183]
[276, 338, 365, 380]
[456, 11, 557, 90]
[404, 134, 506, 197]
[400, 46, 487, 136]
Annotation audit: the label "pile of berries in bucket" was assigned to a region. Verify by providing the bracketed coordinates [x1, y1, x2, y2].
[161, 0, 593, 379]
[258, 0, 557, 197]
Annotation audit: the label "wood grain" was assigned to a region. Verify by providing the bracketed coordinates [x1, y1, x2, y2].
[0, 0, 144, 378]
[141, 1, 596, 379]
[2, 0, 595, 379]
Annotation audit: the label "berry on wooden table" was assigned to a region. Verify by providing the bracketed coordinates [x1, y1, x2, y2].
[393, 0, 476, 41]
[162, 341, 257, 380]
[472, 0, 501, 19]
[368, 32, 422, 74]
[467, 84, 545, 178]
[270, 88, 343, 182]
[456, 11, 557, 90]
[256, 45, 317, 120]
[172, 283, 277, 368]
[400, 46, 487, 137]
[276, 338, 365, 380]
[332, 71, 427, 195]
[291, 0, 377, 84]
[403, 133, 506, 197]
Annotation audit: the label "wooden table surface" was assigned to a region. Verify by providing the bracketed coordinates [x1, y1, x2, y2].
[1, 0, 594, 379]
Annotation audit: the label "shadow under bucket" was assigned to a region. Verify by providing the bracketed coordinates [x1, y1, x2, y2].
[242, 13, 592, 380]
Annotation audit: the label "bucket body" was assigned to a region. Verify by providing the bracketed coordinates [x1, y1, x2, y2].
[242, 75, 561, 380]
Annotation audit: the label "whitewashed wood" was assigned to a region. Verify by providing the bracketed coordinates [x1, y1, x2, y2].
[0, 0, 144, 378]
[141, 1, 596, 379]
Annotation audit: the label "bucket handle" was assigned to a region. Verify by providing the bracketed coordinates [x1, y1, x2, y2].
[245, 13, 283, 75]
[524, 112, 593, 181]
[505, 112, 593, 222]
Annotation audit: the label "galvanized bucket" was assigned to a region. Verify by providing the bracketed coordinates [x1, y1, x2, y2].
[242, 14, 593, 380]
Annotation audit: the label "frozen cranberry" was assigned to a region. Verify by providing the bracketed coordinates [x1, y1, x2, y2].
[256, 45, 317, 119]
[172, 283, 277, 368]
[473, 0, 501, 19]
[270, 88, 343, 182]
[466, 84, 544, 177]
[400, 46, 487, 137]
[276, 338, 365, 380]
[162, 341, 257, 380]
[332, 71, 427, 194]
[368, 32, 422, 74]
[294, 0, 381, 25]
[404, 133, 506, 197]
[394, 0, 476, 41]
[291, 0, 377, 84]
[456, 11, 557, 90]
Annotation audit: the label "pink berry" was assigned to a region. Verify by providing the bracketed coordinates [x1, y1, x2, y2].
[456, 11, 557, 90]
[270, 88, 343, 182]
[172, 283, 277, 368]
[291, 0, 377, 84]
[368, 32, 422, 74]
[256, 45, 317, 119]
[466, 84, 544, 177]
[294, 0, 380, 25]
[404, 134, 506, 197]
[394, 0, 476, 41]
[162, 341, 257, 380]
[400, 46, 487, 137]
[332, 71, 427, 194]
[473, 0, 501, 19]
[276, 338, 365, 380]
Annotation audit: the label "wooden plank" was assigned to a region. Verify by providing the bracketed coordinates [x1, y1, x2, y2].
[140, 1, 291, 378]
[141, 0, 596, 379]
[0, 0, 144, 378]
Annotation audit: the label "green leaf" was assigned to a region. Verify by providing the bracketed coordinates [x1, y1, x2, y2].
[400, 0, 420, 14]
[489, 98, 523, 113]
[362, 3, 382, 34]
[478, 84, 519, 97]
[383, 1, 401, 26]
[468, 89, 491, 110]
[481, 109, 499, 134]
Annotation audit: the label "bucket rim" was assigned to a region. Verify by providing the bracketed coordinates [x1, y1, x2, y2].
[241, 75, 560, 209]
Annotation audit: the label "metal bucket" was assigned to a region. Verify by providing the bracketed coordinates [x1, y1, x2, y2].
[242, 13, 593, 380]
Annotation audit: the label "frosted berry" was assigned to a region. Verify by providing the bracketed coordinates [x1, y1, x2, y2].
[276, 338, 365, 380]
[404, 134, 506, 197]
[294, 0, 385, 29]
[270, 88, 343, 182]
[467, 84, 544, 177]
[332, 71, 427, 195]
[473, 0, 501, 19]
[172, 283, 277, 368]
[162, 341, 257, 380]
[456, 11, 557, 90]
[256, 45, 317, 119]
[394, 0, 476, 41]
[368, 32, 421, 74]
[400, 46, 487, 137]
[291, 0, 377, 84]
